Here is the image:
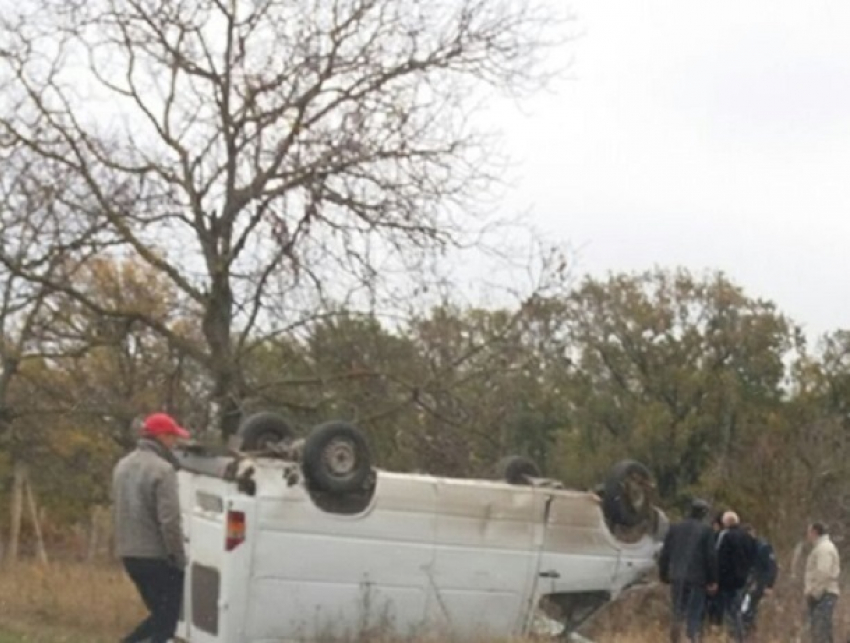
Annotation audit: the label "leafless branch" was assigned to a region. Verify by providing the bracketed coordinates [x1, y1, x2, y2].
[0, 0, 568, 435]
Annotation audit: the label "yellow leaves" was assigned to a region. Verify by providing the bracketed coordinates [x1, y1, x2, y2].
[44, 252, 202, 353]
[77, 255, 178, 323]
[47, 426, 102, 460]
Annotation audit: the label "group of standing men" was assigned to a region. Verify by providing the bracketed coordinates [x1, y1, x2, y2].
[659, 499, 841, 643]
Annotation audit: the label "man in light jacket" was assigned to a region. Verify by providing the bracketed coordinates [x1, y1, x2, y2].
[113, 412, 189, 643]
[804, 522, 840, 643]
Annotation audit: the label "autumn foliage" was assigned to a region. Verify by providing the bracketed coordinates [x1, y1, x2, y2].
[0, 262, 846, 566]
[0, 0, 843, 590]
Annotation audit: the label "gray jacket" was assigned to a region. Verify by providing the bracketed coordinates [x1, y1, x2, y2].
[112, 437, 186, 569]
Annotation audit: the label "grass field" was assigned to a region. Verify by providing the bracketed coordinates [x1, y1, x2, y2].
[0, 560, 843, 642]
[0, 626, 97, 643]
[0, 561, 142, 643]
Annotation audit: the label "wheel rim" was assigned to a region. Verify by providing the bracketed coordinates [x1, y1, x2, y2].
[322, 437, 358, 478]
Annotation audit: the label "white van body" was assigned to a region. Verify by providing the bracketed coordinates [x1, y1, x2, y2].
[173, 453, 665, 643]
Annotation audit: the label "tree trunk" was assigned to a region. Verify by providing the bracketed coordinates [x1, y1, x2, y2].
[202, 272, 243, 440]
[216, 391, 243, 441]
[7, 460, 26, 563]
[24, 476, 48, 566]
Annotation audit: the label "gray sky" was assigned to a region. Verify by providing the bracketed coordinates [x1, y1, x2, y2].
[492, 0, 850, 339]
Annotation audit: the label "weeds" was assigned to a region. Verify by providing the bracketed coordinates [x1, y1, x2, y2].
[0, 561, 142, 641]
[0, 561, 848, 642]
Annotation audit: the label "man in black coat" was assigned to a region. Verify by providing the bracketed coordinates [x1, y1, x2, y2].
[716, 511, 758, 643]
[659, 499, 719, 643]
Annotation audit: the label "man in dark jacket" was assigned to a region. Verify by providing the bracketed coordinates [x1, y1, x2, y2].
[741, 525, 778, 635]
[716, 511, 758, 643]
[113, 412, 189, 643]
[659, 499, 719, 643]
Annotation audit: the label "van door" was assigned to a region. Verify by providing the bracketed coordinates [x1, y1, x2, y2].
[178, 474, 254, 643]
[519, 490, 561, 636]
[426, 479, 543, 639]
[175, 470, 194, 643]
[240, 472, 437, 642]
[532, 492, 621, 634]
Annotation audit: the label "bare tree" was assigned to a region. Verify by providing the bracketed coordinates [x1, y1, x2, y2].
[0, 150, 205, 560]
[0, 152, 111, 562]
[0, 0, 564, 437]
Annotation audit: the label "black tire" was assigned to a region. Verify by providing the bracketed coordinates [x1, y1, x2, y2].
[237, 412, 294, 451]
[601, 460, 656, 528]
[496, 455, 541, 485]
[302, 421, 372, 494]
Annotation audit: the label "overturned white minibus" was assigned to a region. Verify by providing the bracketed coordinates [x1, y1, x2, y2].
[173, 413, 667, 643]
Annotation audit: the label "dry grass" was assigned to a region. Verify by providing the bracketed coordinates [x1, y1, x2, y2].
[0, 560, 848, 643]
[0, 560, 143, 642]
[589, 580, 850, 643]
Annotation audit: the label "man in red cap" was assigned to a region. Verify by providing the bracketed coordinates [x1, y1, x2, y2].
[112, 412, 189, 643]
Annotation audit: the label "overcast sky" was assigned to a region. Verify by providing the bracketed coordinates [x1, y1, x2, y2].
[490, 0, 850, 339]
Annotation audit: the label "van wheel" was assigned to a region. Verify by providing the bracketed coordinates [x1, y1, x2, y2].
[602, 460, 655, 528]
[303, 422, 372, 494]
[237, 412, 294, 451]
[497, 455, 541, 485]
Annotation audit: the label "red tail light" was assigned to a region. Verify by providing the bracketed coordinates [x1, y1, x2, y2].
[225, 510, 246, 551]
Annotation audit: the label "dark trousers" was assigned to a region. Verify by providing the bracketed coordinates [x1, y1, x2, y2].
[718, 587, 745, 643]
[705, 592, 724, 627]
[741, 585, 765, 634]
[808, 593, 837, 643]
[122, 557, 185, 643]
[670, 582, 707, 642]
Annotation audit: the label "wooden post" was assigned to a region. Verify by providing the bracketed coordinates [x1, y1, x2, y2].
[7, 460, 25, 564]
[24, 474, 49, 566]
[87, 505, 99, 563]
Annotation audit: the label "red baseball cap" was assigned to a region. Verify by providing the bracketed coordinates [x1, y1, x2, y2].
[142, 412, 189, 439]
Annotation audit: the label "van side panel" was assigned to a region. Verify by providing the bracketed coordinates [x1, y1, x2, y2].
[426, 479, 541, 638]
[243, 475, 437, 641]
